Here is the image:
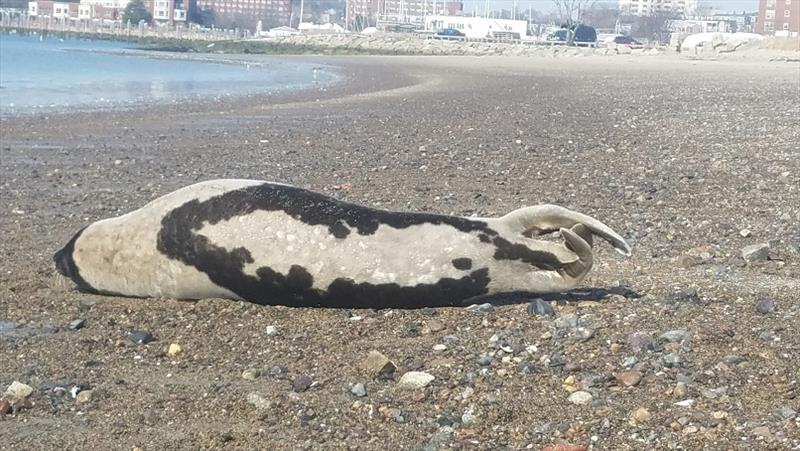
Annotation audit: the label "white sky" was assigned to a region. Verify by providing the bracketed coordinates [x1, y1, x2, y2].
[461, 0, 758, 14]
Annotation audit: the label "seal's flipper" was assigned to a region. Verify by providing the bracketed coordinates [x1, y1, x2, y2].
[499, 205, 631, 256]
[560, 226, 593, 280]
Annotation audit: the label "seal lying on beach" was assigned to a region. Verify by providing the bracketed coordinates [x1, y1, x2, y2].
[54, 180, 631, 308]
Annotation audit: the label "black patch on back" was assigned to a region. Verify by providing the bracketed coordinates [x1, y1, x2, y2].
[478, 233, 491, 243]
[451, 257, 473, 270]
[491, 237, 563, 271]
[53, 227, 98, 294]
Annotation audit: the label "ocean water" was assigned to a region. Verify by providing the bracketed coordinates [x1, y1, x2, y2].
[0, 34, 334, 115]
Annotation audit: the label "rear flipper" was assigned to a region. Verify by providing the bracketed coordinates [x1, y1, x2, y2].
[500, 204, 631, 256]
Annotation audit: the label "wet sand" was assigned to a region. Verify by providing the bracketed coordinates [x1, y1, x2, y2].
[1, 55, 799, 449]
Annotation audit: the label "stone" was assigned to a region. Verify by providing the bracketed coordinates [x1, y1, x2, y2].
[397, 371, 435, 390]
[627, 332, 659, 353]
[631, 407, 652, 423]
[432, 344, 447, 352]
[660, 330, 690, 343]
[0, 398, 10, 415]
[78, 299, 101, 312]
[68, 319, 86, 330]
[542, 445, 587, 451]
[676, 255, 698, 268]
[465, 303, 494, 314]
[242, 369, 261, 380]
[616, 371, 642, 387]
[351, 383, 367, 397]
[265, 325, 278, 335]
[555, 314, 579, 330]
[246, 392, 272, 411]
[477, 354, 493, 366]
[662, 353, 682, 367]
[4, 381, 33, 402]
[739, 228, 751, 238]
[75, 390, 93, 404]
[674, 399, 695, 407]
[773, 406, 797, 420]
[362, 350, 396, 378]
[721, 355, 745, 365]
[755, 297, 776, 314]
[461, 406, 477, 425]
[292, 375, 313, 392]
[167, 343, 182, 356]
[741, 243, 770, 262]
[752, 426, 771, 438]
[623, 356, 638, 368]
[527, 298, 555, 317]
[426, 319, 445, 333]
[128, 330, 155, 344]
[673, 382, 688, 398]
[567, 391, 593, 405]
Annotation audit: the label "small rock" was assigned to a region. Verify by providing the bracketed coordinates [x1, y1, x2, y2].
[739, 229, 751, 238]
[265, 325, 278, 335]
[420, 307, 437, 316]
[623, 356, 638, 368]
[755, 297, 776, 314]
[167, 343, 182, 356]
[75, 390, 93, 404]
[128, 330, 155, 344]
[741, 243, 770, 262]
[432, 344, 447, 352]
[683, 425, 699, 434]
[78, 299, 100, 312]
[660, 330, 690, 343]
[465, 303, 494, 314]
[721, 355, 745, 365]
[631, 407, 651, 423]
[676, 255, 698, 268]
[773, 406, 797, 420]
[426, 319, 445, 333]
[674, 399, 695, 407]
[752, 426, 771, 438]
[616, 371, 642, 387]
[662, 353, 682, 367]
[477, 354, 493, 366]
[555, 314, 579, 330]
[4, 381, 34, 402]
[461, 406, 477, 425]
[269, 365, 288, 377]
[362, 350, 396, 378]
[242, 369, 261, 380]
[246, 392, 272, 411]
[673, 382, 688, 398]
[567, 391, 593, 405]
[527, 298, 555, 317]
[627, 332, 659, 352]
[292, 375, 313, 392]
[68, 319, 86, 330]
[0, 398, 9, 415]
[541, 445, 587, 451]
[350, 383, 367, 397]
[397, 371, 435, 390]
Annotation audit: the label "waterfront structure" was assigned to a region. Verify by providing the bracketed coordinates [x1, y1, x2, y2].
[424, 15, 526, 38]
[756, 0, 799, 35]
[28, 0, 189, 23]
[195, 0, 290, 26]
[618, 0, 697, 17]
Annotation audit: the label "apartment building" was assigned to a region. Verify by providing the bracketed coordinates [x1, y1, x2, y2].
[618, 0, 697, 17]
[382, 0, 462, 17]
[756, 0, 799, 35]
[195, 0, 290, 24]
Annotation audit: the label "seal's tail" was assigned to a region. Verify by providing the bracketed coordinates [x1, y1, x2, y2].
[499, 204, 631, 256]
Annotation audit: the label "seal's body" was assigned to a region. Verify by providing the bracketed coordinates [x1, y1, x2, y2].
[55, 180, 631, 308]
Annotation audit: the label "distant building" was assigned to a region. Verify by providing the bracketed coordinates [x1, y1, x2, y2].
[382, 0, 462, 17]
[28, 0, 189, 23]
[710, 11, 757, 32]
[195, 0, 290, 26]
[425, 15, 526, 38]
[756, 0, 799, 35]
[619, 0, 697, 17]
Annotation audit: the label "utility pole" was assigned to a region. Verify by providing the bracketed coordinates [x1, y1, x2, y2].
[299, 0, 304, 29]
[345, 0, 349, 31]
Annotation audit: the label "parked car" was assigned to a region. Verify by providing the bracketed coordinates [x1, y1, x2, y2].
[436, 28, 465, 37]
[546, 25, 597, 47]
[613, 35, 642, 46]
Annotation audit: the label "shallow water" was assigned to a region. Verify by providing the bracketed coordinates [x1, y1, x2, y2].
[0, 34, 334, 115]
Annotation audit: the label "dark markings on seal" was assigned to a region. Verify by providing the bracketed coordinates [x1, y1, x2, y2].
[451, 257, 473, 270]
[491, 237, 562, 270]
[53, 227, 97, 294]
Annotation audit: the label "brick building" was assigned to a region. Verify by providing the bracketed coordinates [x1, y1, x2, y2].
[195, 0, 290, 26]
[756, 0, 800, 35]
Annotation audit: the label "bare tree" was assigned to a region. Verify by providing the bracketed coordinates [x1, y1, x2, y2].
[631, 11, 677, 44]
[552, 0, 595, 28]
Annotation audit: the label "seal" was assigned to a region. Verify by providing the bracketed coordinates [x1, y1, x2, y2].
[54, 179, 631, 308]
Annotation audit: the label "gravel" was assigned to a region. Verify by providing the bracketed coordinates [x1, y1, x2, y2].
[1, 55, 798, 449]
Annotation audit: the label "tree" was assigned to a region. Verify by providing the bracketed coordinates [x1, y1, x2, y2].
[123, 0, 152, 25]
[631, 12, 676, 44]
[552, 0, 595, 44]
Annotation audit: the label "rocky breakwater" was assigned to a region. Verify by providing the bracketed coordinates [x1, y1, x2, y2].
[259, 34, 667, 57]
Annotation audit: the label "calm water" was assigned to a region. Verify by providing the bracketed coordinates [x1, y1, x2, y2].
[0, 34, 334, 115]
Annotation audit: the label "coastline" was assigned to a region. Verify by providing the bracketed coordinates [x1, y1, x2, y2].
[1, 55, 799, 449]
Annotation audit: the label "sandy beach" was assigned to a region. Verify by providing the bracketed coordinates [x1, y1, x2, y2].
[1, 55, 799, 449]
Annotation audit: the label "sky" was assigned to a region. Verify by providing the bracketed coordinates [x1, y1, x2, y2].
[461, 0, 758, 14]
